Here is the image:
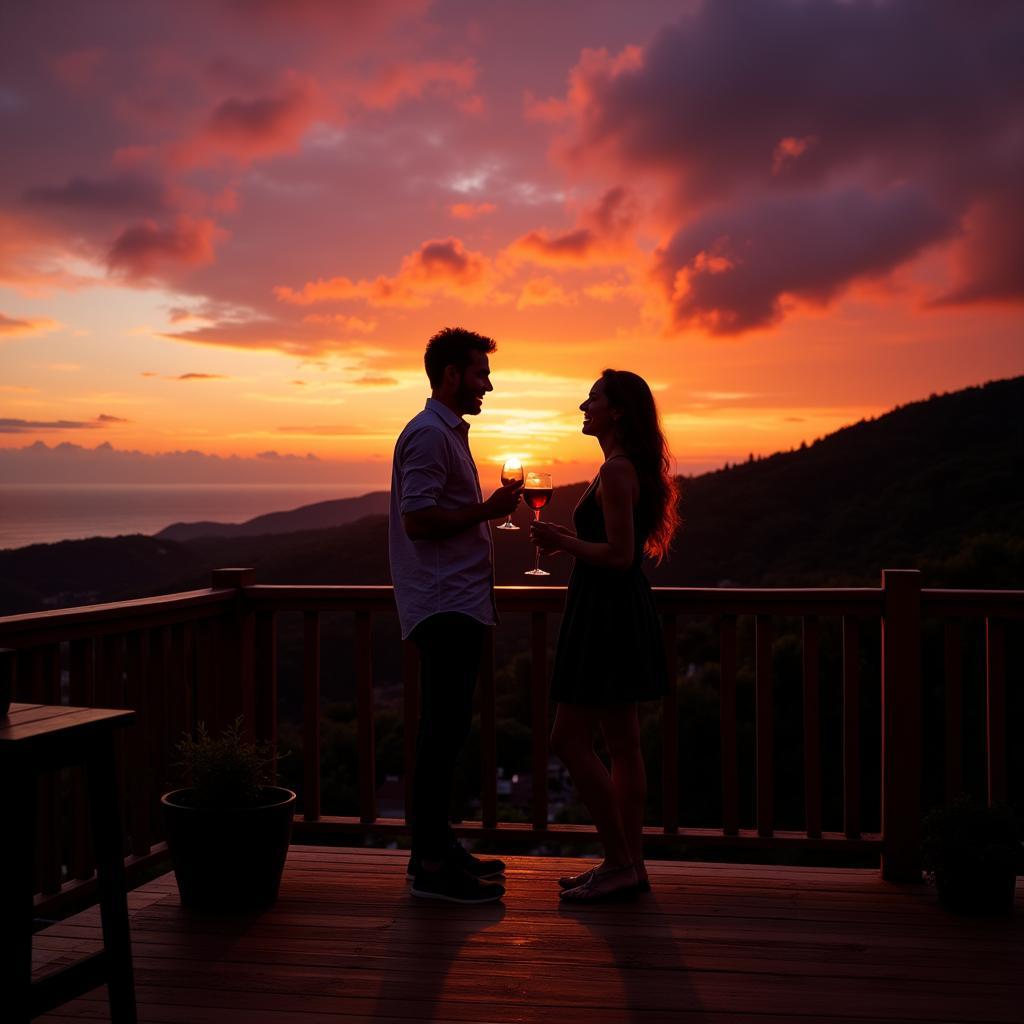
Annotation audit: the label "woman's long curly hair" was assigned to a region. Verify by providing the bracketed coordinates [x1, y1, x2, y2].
[601, 368, 680, 563]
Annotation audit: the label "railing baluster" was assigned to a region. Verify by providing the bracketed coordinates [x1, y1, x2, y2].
[402, 642, 419, 825]
[842, 617, 861, 839]
[985, 618, 1006, 806]
[755, 615, 774, 838]
[801, 616, 822, 839]
[193, 619, 216, 729]
[31, 645, 62, 894]
[719, 615, 738, 836]
[355, 610, 376, 823]
[303, 611, 321, 821]
[255, 610, 278, 763]
[661, 610, 679, 833]
[97, 633, 130, 856]
[147, 626, 169, 842]
[531, 611, 549, 831]
[479, 628, 497, 830]
[125, 630, 151, 857]
[166, 623, 189, 773]
[943, 620, 964, 801]
[68, 637, 96, 881]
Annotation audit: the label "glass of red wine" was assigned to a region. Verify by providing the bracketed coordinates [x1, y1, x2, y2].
[497, 457, 524, 530]
[523, 471, 552, 576]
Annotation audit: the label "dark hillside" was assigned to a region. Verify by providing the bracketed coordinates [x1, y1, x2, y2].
[649, 376, 1024, 587]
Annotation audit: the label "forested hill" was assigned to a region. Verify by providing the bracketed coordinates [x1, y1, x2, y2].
[1, 376, 1020, 614]
[649, 375, 1024, 588]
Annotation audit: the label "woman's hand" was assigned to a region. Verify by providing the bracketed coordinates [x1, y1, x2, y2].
[530, 520, 572, 555]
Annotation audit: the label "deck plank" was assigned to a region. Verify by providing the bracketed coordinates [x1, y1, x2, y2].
[34, 846, 1023, 1023]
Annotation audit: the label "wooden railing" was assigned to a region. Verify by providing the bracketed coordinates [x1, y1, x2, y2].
[1, 569, 1020, 916]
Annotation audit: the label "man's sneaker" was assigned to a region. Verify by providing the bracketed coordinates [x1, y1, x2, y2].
[406, 843, 506, 880]
[410, 863, 505, 904]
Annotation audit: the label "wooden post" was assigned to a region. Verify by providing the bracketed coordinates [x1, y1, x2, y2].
[209, 568, 256, 737]
[880, 569, 922, 883]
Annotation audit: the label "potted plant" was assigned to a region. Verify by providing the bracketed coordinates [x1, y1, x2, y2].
[921, 795, 1021, 915]
[162, 717, 294, 910]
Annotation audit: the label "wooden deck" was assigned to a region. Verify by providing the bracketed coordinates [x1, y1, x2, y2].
[33, 846, 1022, 1023]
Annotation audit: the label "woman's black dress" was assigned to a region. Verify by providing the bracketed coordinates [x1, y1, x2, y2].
[549, 466, 669, 704]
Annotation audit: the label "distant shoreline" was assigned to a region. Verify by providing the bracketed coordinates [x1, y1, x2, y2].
[0, 482, 388, 550]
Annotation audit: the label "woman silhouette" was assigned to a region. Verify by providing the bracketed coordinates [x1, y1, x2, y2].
[531, 369, 679, 901]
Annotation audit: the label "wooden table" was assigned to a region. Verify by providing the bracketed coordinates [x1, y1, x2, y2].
[1, 702, 137, 1023]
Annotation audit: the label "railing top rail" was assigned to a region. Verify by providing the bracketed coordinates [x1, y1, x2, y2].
[242, 583, 885, 616]
[921, 587, 1024, 617]
[4, 579, 1022, 644]
[0, 587, 233, 644]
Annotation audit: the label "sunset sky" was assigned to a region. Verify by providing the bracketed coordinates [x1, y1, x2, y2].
[1, 0, 1021, 488]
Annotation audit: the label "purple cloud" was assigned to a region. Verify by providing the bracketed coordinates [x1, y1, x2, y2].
[559, 0, 1024, 327]
[654, 185, 951, 333]
[23, 174, 166, 214]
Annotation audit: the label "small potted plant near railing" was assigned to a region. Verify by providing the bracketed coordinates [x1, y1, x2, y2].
[162, 717, 294, 910]
[921, 796, 1021, 915]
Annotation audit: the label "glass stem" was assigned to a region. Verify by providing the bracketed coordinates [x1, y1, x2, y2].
[533, 510, 541, 573]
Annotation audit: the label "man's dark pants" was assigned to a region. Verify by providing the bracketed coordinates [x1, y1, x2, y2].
[409, 612, 485, 863]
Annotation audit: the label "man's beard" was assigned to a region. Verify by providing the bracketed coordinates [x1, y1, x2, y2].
[455, 377, 480, 415]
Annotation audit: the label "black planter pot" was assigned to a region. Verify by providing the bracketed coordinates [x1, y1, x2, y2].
[161, 786, 296, 910]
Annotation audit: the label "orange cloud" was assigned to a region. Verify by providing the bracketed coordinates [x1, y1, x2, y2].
[356, 59, 476, 109]
[0, 213, 100, 293]
[0, 312, 60, 338]
[507, 187, 639, 267]
[301, 313, 378, 333]
[522, 90, 571, 123]
[276, 237, 496, 308]
[449, 202, 496, 220]
[162, 315, 384, 357]
[517, 276, 576, 309]
[107, 215, 223, 279]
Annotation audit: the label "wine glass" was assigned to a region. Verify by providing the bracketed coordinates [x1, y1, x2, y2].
[523, 471, 552, 576]
[497, 458, 524, 530]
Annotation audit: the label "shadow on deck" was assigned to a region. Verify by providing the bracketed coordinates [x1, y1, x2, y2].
[33, 846, 1022, 1023]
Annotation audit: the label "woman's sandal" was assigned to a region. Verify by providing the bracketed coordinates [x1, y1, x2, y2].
[559, 863, 651, 893]
[558, 865, 598, 890]
[559, 863, 639, 902]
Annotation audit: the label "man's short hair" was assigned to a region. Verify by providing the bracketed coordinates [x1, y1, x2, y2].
[424, 327, 496, 388]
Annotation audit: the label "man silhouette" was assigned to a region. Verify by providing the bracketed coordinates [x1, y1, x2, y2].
[389, 327, 521, 903]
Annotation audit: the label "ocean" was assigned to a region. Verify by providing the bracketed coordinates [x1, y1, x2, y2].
[0, 483, 386, 550]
